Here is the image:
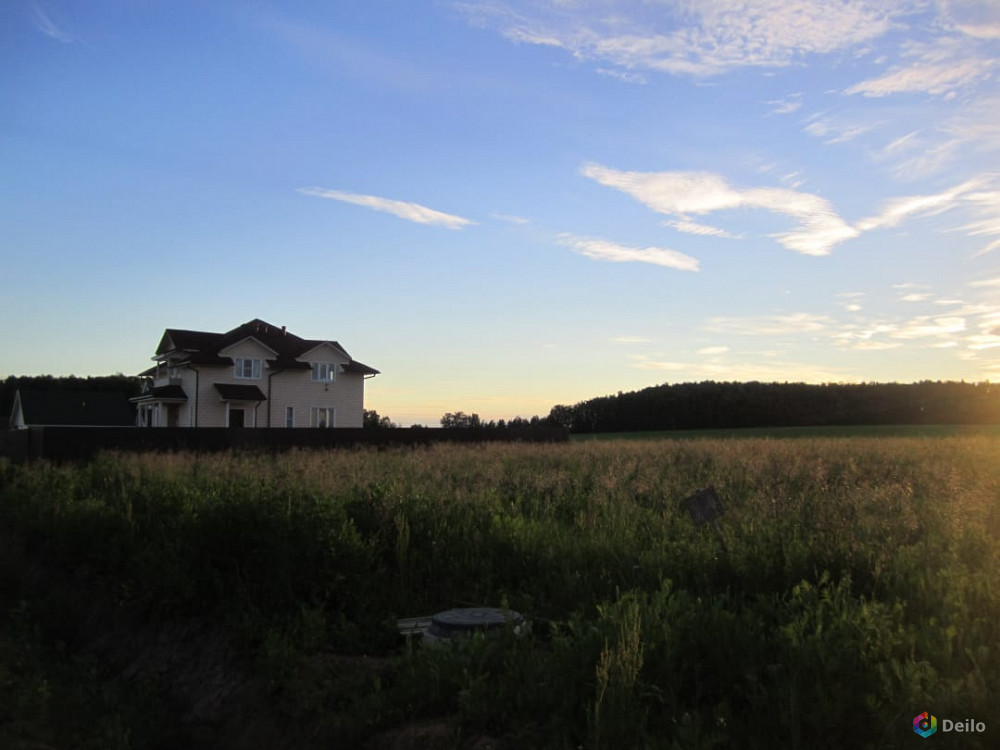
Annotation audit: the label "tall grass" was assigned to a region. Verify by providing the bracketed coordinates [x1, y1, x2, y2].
[1, 437, 997, 748]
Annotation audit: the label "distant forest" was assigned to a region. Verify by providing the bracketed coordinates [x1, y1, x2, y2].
[544, 380, 1000, 433]
[3, 375, 997, 433]
[0, 375, 143, 420]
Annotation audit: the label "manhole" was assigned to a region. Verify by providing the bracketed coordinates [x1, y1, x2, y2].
[422, 607, 526, 647]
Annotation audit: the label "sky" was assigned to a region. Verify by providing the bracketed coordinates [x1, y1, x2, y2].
[3, 0, 1000, 425]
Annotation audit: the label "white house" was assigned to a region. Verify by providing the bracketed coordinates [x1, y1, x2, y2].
[132, 319, 378, 428]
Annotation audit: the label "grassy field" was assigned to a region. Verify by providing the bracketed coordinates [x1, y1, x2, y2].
[1, 436, 998, 748]
[572, 423, 1000, 440]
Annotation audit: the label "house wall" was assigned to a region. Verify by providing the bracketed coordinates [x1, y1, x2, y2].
[191, 366, 262, 428]
[266, 367, 366, 428]
[150, 362, 199, 427]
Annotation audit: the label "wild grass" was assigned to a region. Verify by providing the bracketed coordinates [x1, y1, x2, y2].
[1, 436, 997, 748]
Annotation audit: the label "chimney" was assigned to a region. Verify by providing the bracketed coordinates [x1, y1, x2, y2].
[281, 326, 287, 336]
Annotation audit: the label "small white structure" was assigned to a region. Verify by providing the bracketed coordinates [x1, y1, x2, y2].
[132, 319, 378, 428]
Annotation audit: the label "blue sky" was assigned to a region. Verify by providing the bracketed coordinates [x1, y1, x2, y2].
[3, 0, 999, 425]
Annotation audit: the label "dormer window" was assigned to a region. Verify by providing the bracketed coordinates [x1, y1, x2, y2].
[234, 358, 262, 379]
[311, 363, 337, 383]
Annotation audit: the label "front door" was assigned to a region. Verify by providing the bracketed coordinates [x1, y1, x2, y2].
[229, 408, 245, 428]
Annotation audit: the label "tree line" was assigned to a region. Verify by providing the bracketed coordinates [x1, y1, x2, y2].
[6, 375, 997, 434]
[542, 380, 1000, 433]
[1, 374, 143, 421]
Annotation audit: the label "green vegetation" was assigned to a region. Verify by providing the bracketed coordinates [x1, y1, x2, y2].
[548, 380, 1000, 432]
[573, 423, 1000, 441]
[1, 437, 998, 748]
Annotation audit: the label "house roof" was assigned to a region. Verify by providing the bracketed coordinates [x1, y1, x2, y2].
[12, 389, 136, 427]
[151, 319, 379, 375]
[131, 385, 188, 403]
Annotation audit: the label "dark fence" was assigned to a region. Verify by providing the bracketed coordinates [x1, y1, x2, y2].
[0, 426, 569, 461]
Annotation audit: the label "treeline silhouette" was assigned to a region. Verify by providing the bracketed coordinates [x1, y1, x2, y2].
[1, 374, 143, 421]
[544, 380, 1000, 433]
[5, 375, 998, 435]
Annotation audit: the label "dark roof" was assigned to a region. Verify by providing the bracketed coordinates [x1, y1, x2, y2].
[151, 319, 379, 375]
[131, 385, 188, 403]
[214, 384, 267, 401]
[151, 385, 187, 399]
[343, 360, 379, 376]
[13, 389, 136, 427]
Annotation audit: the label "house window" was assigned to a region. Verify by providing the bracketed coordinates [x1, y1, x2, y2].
[311, 362, 337, 383]
[234, 358, 262, 379]
[285, 406, 294, 428]
[311, 407, 335, 428]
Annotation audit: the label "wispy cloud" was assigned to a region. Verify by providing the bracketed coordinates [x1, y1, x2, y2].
[630, 357, 854, 383]
[697, 346, 730, 355]
[703, 312, 832, 336]
[944, 0, 1000, 40]
[846, 37, 997, 98]
[581, 163, 857, 256]
[557, 233, 699, 271]
[887, 137, 964, 181]
[855, 176, 990, 232]
[664, 219, 742, 239]
[612, 335, 652, 343]
[298, 187, 476, 229]
[457, 0, 904, 78]
[954, 188, 1000, 256]
[490, 211, 530, 225]
[766, 94, 803, 115]
[803, 114, 873, 144]
[889, 315, 967, 339]
[31, 1, 73, 43]
[852, 340, 903, 350]
[854, 176, 1000, 257]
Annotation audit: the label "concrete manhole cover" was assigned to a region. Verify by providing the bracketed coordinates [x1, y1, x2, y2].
[423, 607, 525, 646]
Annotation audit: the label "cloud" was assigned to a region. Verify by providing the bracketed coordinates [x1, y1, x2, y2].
[944, 95, 1000, 150]
[31, 2, 73, 43]
[855, 176, 991, 232]
[490, 211, 530, 224]
[703, 312, 832, 336]
[557, 233, 699, 271]
[852, 340, 903, 350]
[889, 315, 967, 339]
[846, 37, 997, 97]
[766, 94, 803, 114]
[697, 346, 730, 355]
[612, 335, 652, 343]
[457, 0, 904, 78]
[846, 58, 994, 97]
[940, 0, 1000, 40]
[664, 219, 742, 239]
[887, 138, 964, 181]
[298, 187, 476, 229]
[803, 115, 873, 144]
[953, 187, 1000, 256]
[630, 358, 855, 383]
[581, 163, 857, 256]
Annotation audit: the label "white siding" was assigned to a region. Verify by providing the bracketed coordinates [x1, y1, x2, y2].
[264, 367, 366, 428]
